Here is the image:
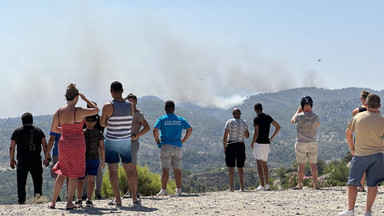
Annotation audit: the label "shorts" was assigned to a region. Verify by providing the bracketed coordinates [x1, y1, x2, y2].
[50, 155, 59, 178]
[130, 139, 140, 165]
[295, 142, 318, 164]
[252, 143, 270, 161]
[160, 144, 182, 169]
[78, 158, 100, 179]
[105, 138, 132, 164]
[347, 153, 384, 187]
[225, 142, 246, 168]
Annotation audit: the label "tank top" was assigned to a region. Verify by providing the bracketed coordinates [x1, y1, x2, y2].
[105, 100, 133, 140]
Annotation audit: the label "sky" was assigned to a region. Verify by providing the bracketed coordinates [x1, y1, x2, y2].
[0, 1, 383, 118]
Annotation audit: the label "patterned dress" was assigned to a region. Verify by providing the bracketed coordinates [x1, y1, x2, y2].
[52, 108, 86, 178]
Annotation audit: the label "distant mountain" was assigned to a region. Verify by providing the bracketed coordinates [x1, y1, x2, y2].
[1, 87, 381, 172]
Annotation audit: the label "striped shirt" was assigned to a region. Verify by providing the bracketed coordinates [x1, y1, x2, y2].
[105, 100, 133, 140]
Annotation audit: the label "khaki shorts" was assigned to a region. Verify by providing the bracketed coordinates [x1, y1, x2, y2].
[295, 142, 318, 164]
[160, 144, 182, 169]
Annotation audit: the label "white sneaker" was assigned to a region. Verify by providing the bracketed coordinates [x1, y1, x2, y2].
[176, 188, 182, 196]
[156, 189, 168, 196]
[338, 209, 355, 216]
[255, 185, 265, 191]
[265, 184, 271, 190]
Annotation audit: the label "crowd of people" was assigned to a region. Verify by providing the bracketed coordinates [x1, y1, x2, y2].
[8, 84, 384, 215]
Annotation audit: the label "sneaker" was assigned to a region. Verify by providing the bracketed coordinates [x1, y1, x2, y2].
[95, 194, 102, 200]
[338, 209, 355, 216]
[265, 184, 271, 191]
[123, 192, 141, 199]
[156, 189, 168, 196]
[255, 185, 265, 191]
[365, 211, 372, 216]
[85, 200, 93, 207]
[176, 188, 182, 196]
[75, 200, 82, 206]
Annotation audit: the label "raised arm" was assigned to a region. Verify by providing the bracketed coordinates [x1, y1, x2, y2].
[291, 106, 302, 124]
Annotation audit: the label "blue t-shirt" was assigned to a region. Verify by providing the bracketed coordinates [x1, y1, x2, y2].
[49, 131, 61, 156]
[154, 113, 191, 148]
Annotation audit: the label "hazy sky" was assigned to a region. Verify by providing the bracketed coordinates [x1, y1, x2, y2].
[0, 1, 383, 118]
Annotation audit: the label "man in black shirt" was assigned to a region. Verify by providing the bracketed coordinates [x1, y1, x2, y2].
[251, 103, 280, 191]
[9, 112, 49, 204]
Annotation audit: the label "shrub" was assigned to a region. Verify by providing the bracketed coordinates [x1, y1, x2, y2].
[101, 164, 176, 198]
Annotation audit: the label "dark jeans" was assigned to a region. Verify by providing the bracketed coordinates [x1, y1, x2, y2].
[17, 159, 43, 204]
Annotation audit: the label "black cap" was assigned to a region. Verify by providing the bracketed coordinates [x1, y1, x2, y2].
[85, 115, 99, 122]
[300, 96, 313, 109]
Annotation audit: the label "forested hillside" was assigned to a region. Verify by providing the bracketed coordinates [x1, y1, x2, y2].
[1, 87, 382, 171]
[0, 87, 382, 203]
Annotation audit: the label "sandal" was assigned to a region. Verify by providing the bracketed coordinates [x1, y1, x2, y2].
[108, 199, 122, 206]
[293, 184, 303, 190]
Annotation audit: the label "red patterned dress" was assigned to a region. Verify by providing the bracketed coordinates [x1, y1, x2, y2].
[52, 108, 86, 178]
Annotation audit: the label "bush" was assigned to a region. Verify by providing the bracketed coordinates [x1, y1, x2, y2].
[101, 164, 176, 198]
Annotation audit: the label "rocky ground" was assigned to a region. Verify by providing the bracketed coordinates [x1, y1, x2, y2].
[2, 186, 384, 215]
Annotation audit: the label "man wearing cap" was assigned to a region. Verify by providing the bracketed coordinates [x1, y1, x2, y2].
[153, 100, 192, 196]
[124, 93, 150, 198]
[223, 108, 250, 192]
[251, 103, 280, 191]
[291, 96, 320, 190]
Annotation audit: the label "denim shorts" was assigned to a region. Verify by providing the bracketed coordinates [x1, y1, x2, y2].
[348, 153, 384, 187]
[104, 138, 131, 164]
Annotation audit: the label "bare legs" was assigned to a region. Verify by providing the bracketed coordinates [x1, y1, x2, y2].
[346, 185, 377, 212]
[108, 163, 138, 204]
[160, 168, 182, 190]
[256, 160, 269, 186]
[297, 162, 318, 189]
[228, 167, 244, 191]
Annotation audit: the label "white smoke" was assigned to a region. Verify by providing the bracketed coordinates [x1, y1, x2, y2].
[0, 3, 301, 118]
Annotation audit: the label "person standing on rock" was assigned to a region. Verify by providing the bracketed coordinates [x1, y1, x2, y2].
[339, 94, 384, 216]
[223, 108, 250, 192]
[9, 112, 49, 204]
[153, 100, 192, 196]
[251, 103, 280, 191]
[291, 96, 320, 190]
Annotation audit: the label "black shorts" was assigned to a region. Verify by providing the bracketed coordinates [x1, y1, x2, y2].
[225, 142, 246, 167]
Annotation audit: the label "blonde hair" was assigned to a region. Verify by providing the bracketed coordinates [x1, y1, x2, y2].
[65, 83, 79, 101]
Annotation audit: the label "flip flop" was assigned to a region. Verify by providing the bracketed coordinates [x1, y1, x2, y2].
[66, 204, 81, 210]
[292, 186, 303, 190]
[48, 205, 55, 209]
[108, 199, 122, 206]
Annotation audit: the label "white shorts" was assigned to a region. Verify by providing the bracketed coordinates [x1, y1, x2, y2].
[252, 143, 270, 161]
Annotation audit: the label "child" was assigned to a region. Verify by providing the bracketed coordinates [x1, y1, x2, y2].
[76, 115, 105, 206]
